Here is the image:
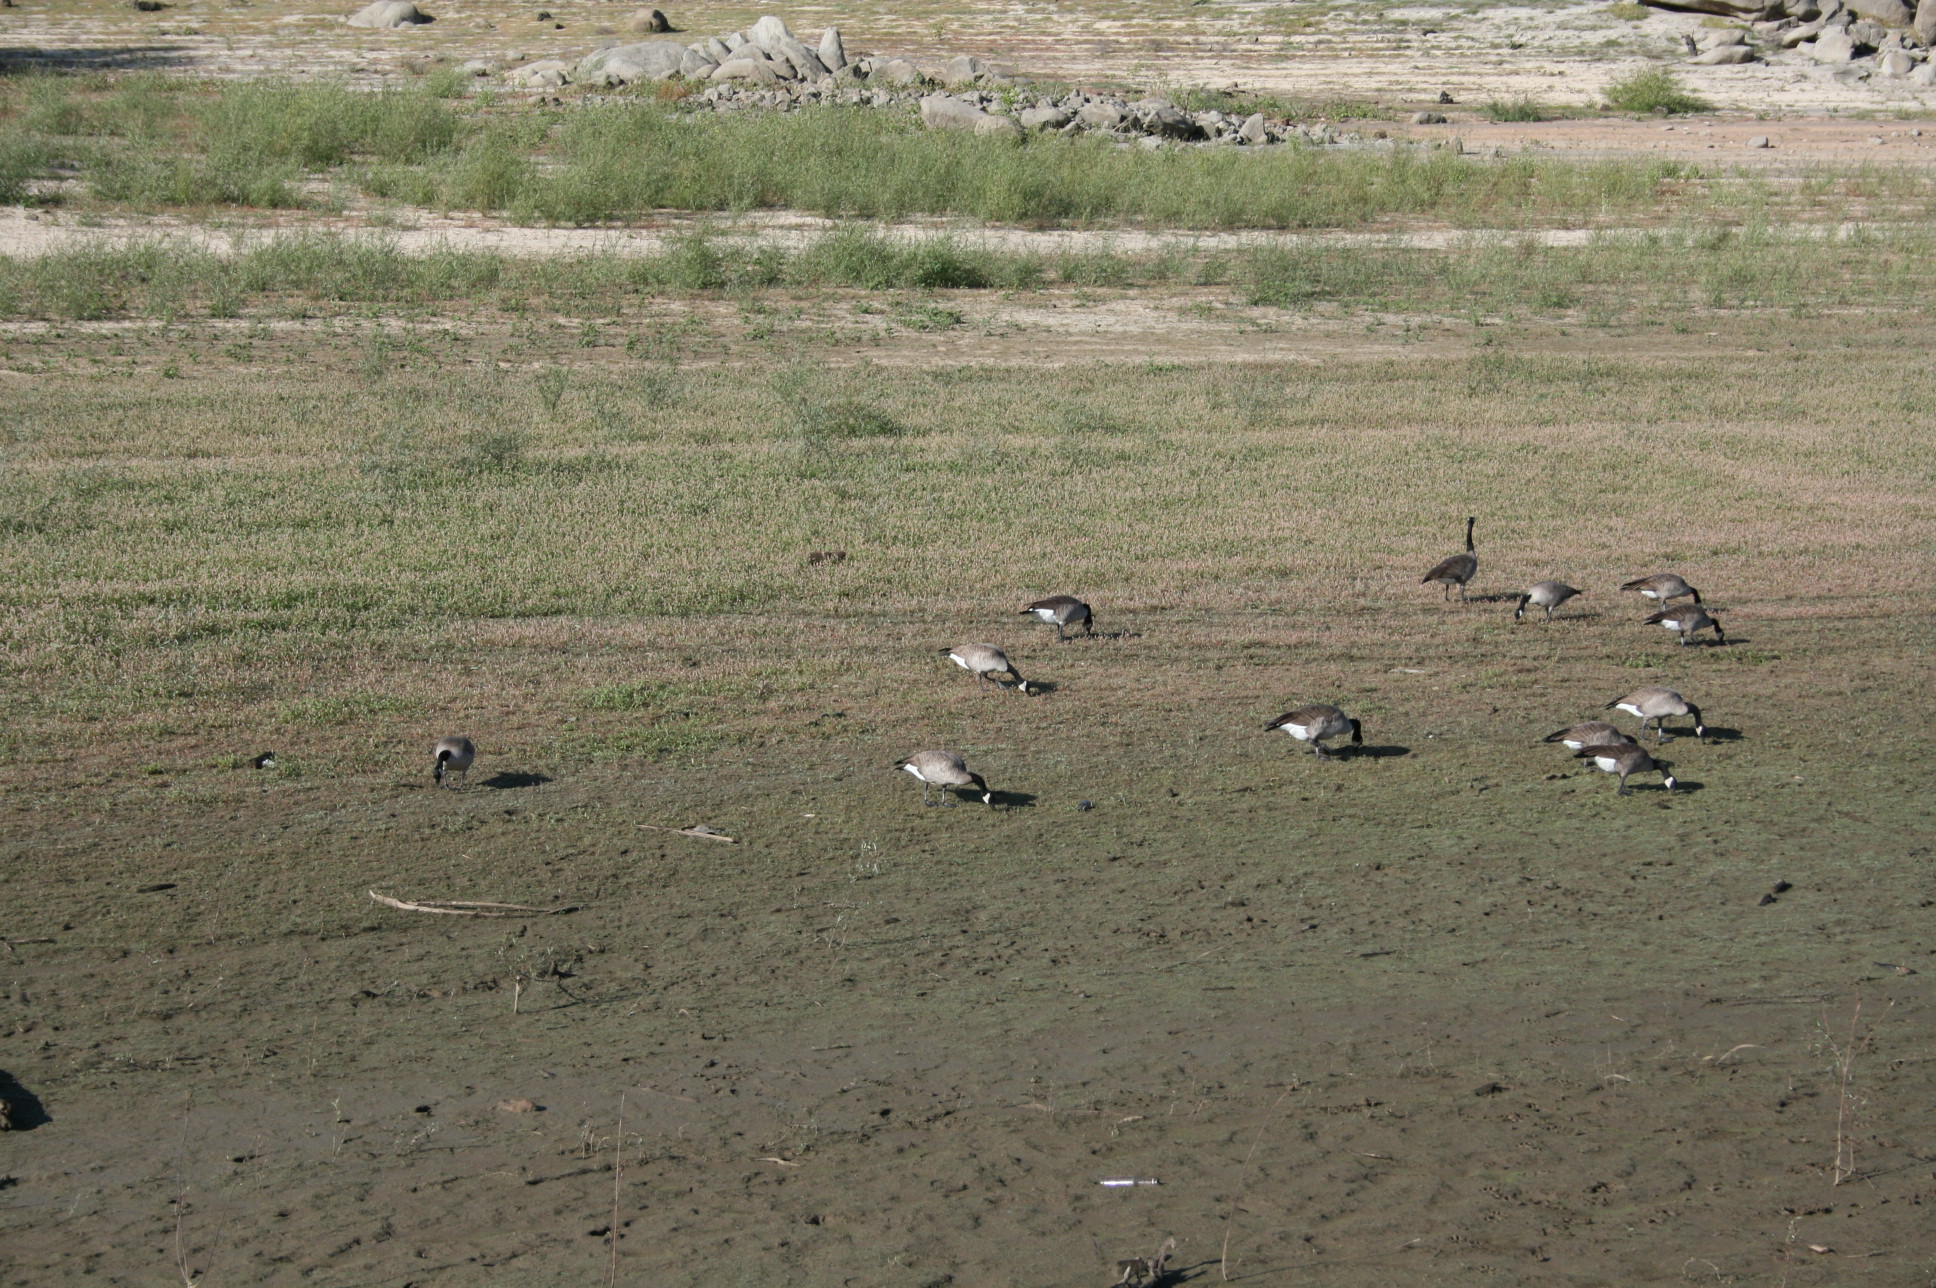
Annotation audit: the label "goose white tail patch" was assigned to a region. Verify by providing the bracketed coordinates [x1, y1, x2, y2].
[901, 763, 926, 781]
[1277, 724, 1314, 740]
[1615, 703, 1643, 718]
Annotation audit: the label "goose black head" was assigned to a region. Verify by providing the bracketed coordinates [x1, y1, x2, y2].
[1513, 593, 1530, 621]
[1686, 703, 1706, 742]
[1348, 718, 1364, 745]
[968, 772, 992, 805]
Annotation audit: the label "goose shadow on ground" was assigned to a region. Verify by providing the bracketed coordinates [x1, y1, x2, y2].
[0, 1070, 50, 1131]
[1652, 726, 1743, 745]
[481, 772, 553, 790]
[1345, 744, 1411, 760]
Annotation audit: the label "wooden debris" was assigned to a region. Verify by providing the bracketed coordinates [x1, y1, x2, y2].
[636, 823, 736, 843]
[367, 891, 580, 917]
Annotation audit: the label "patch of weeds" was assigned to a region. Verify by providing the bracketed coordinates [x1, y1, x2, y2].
[795, 399, 909, 440]
[462, 428, 529, 473]
[585, 680, 678, 711]
[1481, 97, 1552, 123]
[559, 721, 720, 762]
[1604, 69, 1710, 116]
[1620, 653, 1670, 669]
[1605, 1, 1649, 17]
[894, 302, 964, 331]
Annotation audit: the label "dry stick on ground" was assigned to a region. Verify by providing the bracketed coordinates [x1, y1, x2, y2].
[1828, 995, 1872, 1186]
[636, 823, 736, 843]
[1220, 1086, 1297, 1281]
[172, 1092, 199, 1288]
[367, 891, 579, 916]
[608, 1092, 626, 1288]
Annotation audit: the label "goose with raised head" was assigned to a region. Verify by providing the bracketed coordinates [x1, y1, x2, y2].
[1622, 573, 1702, 606]
[432, 735, 475, 789]
[1514, 580, 1582, 623]
[1265, 705, 1363, 758]
[897, 750, 992, 806]
[1542, 721, 1635, 752]
[1645, 604, 1726, 647]
[1574, 743, 1676, 795]
[1422, 517, 1479, 602]
[943, 643, 1032, 694]
[1606, 687, 1706, 745]
[1020, 595, 1094, 642]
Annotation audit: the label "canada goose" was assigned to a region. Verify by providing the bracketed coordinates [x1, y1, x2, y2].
[943, 644, 1032, 694]
[1621, 573, 1702, 606]
[897, 749, 992, 806]
[1421, 517, 1478, 602]
[432, 735, 475, 789]
[1645, 604, 1726, 647]
[1020, 595, 1094, 642]
[1265, 704, 1363, 758]
[1541, 721, 1635, 752]
[1514, 580, 1581, 623]
[1573, 743, 1675, 795]
[1605, 687, 1706, 745]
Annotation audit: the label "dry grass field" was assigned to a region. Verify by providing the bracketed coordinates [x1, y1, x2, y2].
[3, 4, 1936, 1283]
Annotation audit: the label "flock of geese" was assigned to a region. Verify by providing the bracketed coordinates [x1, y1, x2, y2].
[424, 519, 1722, 805]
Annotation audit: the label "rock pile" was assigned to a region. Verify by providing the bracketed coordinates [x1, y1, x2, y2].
[502, 13, 1332, 147]
[1650, 0, 1936, 81]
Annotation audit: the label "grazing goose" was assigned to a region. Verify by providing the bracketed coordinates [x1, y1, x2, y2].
[943, 643, 1032, 694]
[1574, 743, 1675, 796]
[1514, 580, 1582, 623]
[432, 735, 475, 789]
[1421, 517, 1479, 602]
[1622, 573, 1702, 606]
[1645, 604, 1726, 647]
[1542, 721, 1636, 752]
[1020, 595, 1094, 642]
[897, 750, 992, 806]
[1265, 705, 1363, 758]
[1605, 687, 1706, 745]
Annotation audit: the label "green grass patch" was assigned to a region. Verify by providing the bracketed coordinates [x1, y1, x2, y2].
[1481, 97, 1554, 124]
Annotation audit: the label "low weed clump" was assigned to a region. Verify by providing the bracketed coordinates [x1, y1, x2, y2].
[1480, 97, 1554, 123]
[1604, 68, 1711, 116]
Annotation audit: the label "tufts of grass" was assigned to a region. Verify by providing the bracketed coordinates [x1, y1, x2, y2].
[1604, 68, 1711, 116]
[1481, 97, 1554, 123]
[1605, 1, 1650, 17]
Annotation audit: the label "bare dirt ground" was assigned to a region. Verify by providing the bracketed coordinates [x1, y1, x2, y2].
[4, 6, 1936, 1287]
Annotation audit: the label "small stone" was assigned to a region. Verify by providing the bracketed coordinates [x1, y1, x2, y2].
[1747, 135, 1771, 147]
[1437, 89, 1455, 103]
[497, 1098, 540, 1113]
[1411, 110, 1448, 124]
[1758, 893, 1778, 906]
[1076, 800, 1094, 811]
[1772, 880, 1792, 893]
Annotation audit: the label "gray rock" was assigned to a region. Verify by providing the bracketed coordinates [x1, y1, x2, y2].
[1748, 134, 1773, 146]
[1807, 28, 1860, 54]
[1411, 110, 1449, 123]
[1878, 45, 1919, 69]
[1849, 17, 1889, 40]
[874, 58, 922, 85]
[456, 57, 494, 75]
[1919, 0, 1936, 42]
[818, 26, 845, 70]
[1237, 111, 1269, 144]
[711, 57, 783, 83]
[505, 58, 571, 87]
[1077, 102, 1126, 130]
[347, 0, 431, 26]
[945, 54, 987, 84]
[1912, 52, 1936, 76]
[1847, 0, 1911, 23]
[1134, 100, 1202, 138]
[1690, 42, 1759, 59]
[679, 46, 717, 76]
[703, 35, 731, 60]
[722, 31, 745, 49]
[748, 14, 795, 45]
[1695, 26, 1747, 46]
[1781, 18, 1825, 43]
[976, 113, 1023, 137]
[640, 7, 668, 31]
[1018, 105, 1072, 130]
[920, 92, 993, 130]
[578, 39, 689, 84]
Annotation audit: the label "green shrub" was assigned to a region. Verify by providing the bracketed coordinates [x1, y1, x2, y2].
[1604, 68, 1710, 115]
[1481, 97, 1552, 123]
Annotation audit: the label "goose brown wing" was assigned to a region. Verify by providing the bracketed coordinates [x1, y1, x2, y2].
[1423, 553, 1478, 584]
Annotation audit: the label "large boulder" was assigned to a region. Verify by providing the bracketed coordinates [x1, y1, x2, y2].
[1638, 0, 1781, 16]
[1236, 111, 1269, 144]
[579, 40, 691, 84]
[1878, 46, 1920, 70]
[711, 57, 785, 83]
[873, 58, 922, 85]
[1131, 99, 1203, 138]
[1807, 28, 1861, 55]
[761, 34, 828, 79]
[1847, 0, 1912, 23]
[817, 26, 845, 70]
[1076, 101, 1126, 131]
[347, 0, 431, 26]
[748, 14, 795, 46]
[1918, 0, 1936, 42]
[1690, 42, 1760, 59]
[944, 54, 987, 84]
[920, 93, 992, 130]
[1018, 104, 1071, 130]
[679, 47, 718, 76]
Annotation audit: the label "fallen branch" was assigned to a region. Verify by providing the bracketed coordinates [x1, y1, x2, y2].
[637, 823, 736, 843]
[368, 891, 580, 917]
